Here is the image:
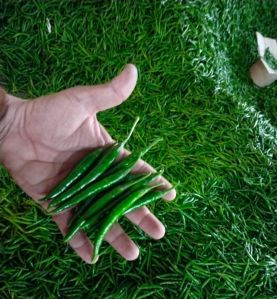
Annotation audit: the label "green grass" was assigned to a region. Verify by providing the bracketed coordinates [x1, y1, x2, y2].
[1, 0, 277, 298]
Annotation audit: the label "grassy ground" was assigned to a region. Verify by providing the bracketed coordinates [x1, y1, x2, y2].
[1, 0, 277, 298]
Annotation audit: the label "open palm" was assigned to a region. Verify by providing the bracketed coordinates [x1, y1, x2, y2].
[0, 64, 176, 263]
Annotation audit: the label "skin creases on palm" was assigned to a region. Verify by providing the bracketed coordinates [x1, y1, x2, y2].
[0, 64, 176, 263]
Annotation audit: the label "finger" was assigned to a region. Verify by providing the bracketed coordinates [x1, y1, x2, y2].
[125, 206, 165, 239]
[52, 210, 93, 264]
[69, 64, 138, 112]
[119, 149, 177, 201]
[105, 222, 139, 261]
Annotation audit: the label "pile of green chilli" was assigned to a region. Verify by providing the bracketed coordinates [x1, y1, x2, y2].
[42, 117, 172, 263]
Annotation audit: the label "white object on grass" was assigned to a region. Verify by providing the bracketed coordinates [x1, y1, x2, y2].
[46, 18, 51, 34]
[250, 32, 277, 87]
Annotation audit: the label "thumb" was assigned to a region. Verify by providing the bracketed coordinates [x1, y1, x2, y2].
[69, 64, 138, 113]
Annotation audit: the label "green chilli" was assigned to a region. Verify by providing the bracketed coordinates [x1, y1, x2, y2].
[124, 187, 174, 214]
[43, 148, 103, 200]
[67, 173, 143, 228]
[64, 197, 118, 243]
[83, 212, 103, 232]
[92, 183, 162, 263]
[48, 117, 139, 208]
[50, 156, 141, 214]
[83, 173, 164, 230]
[84, 171, 162, 218]
[64, 172, 163, 242]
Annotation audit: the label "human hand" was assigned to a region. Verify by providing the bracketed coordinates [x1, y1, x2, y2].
[0, 64, 176, 263]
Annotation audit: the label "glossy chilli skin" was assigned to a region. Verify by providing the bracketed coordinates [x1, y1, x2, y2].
[64, 145, 162, 228]
[104, 138, 162, 177]
[124, 187, 174, 214]
[65, 200, 118, 243]
[92, 183, 162, 263]
[66, 187, 173, 245]
[64, 172, 162, 242]
[44, 148, 103, 200]
[48, 142, 119, 207]
[51, 168, 129, 213]
[83, 172, 161, 219]
[43, 116, 174, 262]
[50, 146, 160, 214]
[66, 173, 146, 227]
[63, 173, 149, 242]
[48, 117, 139, 207]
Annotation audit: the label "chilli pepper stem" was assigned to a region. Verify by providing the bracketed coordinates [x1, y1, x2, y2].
[140, 138, 163, 156]
[120, 116, 140, 148]
[104, 138, 162, 177]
